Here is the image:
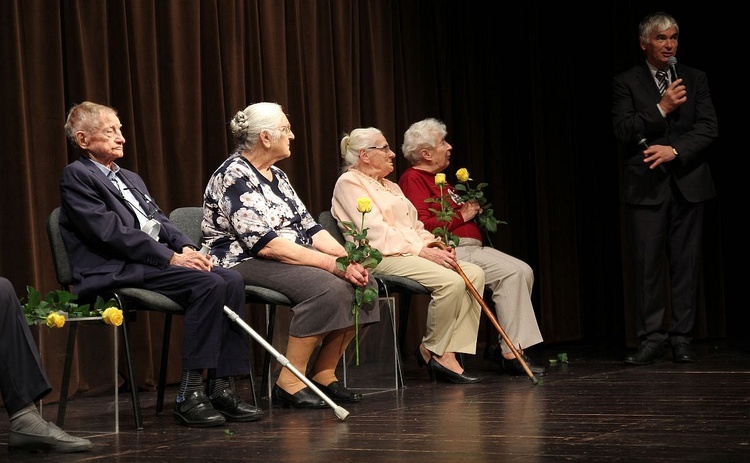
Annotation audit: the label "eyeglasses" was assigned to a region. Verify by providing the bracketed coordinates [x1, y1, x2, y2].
[365, 144, 390, 153]
[264, 125, 293, 136]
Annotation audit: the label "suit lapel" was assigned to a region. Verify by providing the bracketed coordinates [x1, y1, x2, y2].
[637, 64, 661, 100]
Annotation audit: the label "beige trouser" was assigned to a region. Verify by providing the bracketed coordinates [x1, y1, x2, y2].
[456, 238, 543, 355]
[375, 255, 484, 355]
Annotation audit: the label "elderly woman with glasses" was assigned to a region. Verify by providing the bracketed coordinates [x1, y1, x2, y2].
[202, 102, 379, 408]
[331, 127, 484, 384]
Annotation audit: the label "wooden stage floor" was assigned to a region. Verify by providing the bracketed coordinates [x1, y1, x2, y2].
[2, 339, 749, 462]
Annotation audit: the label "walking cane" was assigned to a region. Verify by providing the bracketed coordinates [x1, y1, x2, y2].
[426, 242, 539, 385]
[223, 306, 350, 420]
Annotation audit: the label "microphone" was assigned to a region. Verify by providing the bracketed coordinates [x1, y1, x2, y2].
[666, 56, 678, 81]
[636, 133, 649, 151]
[636, 133, 666, 173]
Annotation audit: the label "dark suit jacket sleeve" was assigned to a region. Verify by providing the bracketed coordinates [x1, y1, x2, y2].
[60, 157, 190, 269]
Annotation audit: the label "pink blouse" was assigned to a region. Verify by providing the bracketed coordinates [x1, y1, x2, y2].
[331, 169, 436, 256]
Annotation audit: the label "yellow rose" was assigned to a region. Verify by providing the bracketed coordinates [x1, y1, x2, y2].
[102, 307, 124, 326]
[456, 168, 470, 183]
[46, 312, 65, 328]
[434, 173, 446, 186]
[356, 197, 372, 213]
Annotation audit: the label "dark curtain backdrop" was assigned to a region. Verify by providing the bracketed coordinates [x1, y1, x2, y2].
[0, 1, 739, 404]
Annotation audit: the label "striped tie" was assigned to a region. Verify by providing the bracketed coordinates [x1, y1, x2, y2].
[656, 70, 669, 95]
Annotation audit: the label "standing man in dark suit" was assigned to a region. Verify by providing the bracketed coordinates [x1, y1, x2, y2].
[612, 12, 718, 365]
[59, 101, 262, 427]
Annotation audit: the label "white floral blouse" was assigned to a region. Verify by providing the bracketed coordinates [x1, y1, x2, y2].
[202, 153, 322, 268]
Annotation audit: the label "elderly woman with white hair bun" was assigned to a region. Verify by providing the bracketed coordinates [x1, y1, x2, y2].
[202, 102, 380, 408]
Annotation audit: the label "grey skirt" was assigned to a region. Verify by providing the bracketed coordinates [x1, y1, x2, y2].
[230, 257, 380, 337]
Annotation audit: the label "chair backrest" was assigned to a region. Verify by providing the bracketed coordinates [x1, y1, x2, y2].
[168, 206, 204, 247]
[47, 206, 73, 289]
[317, 210, 346, 246]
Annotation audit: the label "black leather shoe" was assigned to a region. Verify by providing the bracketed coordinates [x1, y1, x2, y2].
[174, 390, 226, 427]
[210, 388, 263, 422]
[311, 380, 362, 403]
[672, 343, 697, 363]
[624, 344, 663, 365]
[486, 342, 505, 365]
[427, 358, 482, 384]
[272, 384, 327, 409]
[9, 422, 92, 453]
[501, 354, 548, 376]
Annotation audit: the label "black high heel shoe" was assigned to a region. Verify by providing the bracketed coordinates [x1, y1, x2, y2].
[415, 346, 436, 382]
[427, 358, 482, 384]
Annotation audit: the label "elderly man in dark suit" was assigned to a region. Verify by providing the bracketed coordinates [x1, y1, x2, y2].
[612, 12, 718, 365]
[58, 101, 261, 427]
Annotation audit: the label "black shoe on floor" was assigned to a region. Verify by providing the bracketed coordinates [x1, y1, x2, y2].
[488, 343, 547, 376]
[311, 380, 362, 403]
[272, 384, 328, 409]
[672, 342, 697, 363]
[427, 358, 482, 384]
[501, 354, 548, 376]
[210, 388, 263, 422]
[624, 344, 663, 366]
[174, 390, 226, 427]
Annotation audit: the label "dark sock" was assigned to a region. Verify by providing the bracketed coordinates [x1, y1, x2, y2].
[207, 377, 232, 398]
[177, 369, 204, 402]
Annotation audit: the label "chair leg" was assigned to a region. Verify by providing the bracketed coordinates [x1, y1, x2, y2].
[55, 321, 78, 427]
[246, 343, 258, 406]
[156, 313, 172, 414]
[260, 304, 276, 400]
[121, 309, 144, 430]
[397, 293, 412, 355]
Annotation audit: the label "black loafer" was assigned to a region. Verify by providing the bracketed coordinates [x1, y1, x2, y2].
[272, 384, 327, 409]
[672, 342, 697, 363]
[624, 344, 663, 365]
[9, 422, 92, 453]
[501, 354, 548, 376]
[210, 388, 263, 422]
[174, 390, 226, 427]
[311, 380, 362, 403]
[427, 358, 482, 384]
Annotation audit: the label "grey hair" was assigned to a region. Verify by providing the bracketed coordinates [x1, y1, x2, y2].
[64, 101, 117, 147]
[401, 118, 447, 165]
[339, 127, 383, 173]
[229, 102, 286, 152]
[639, 12, 679, 44]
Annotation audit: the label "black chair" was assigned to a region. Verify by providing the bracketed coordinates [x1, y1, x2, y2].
[47, 206, 185, 431]
[169, 207, 291, 400]
[316, 211, 430, 368]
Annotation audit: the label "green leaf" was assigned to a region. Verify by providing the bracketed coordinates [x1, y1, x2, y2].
[335, 256, 350, 272]
[362, 287, 378, 303]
